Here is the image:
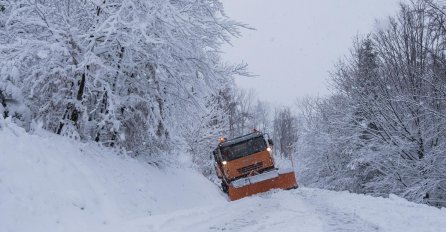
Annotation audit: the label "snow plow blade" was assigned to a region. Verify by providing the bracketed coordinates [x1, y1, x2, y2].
[228, 170, 297, 201]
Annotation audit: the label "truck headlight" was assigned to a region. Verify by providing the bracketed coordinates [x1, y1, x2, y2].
[266, 147, 272, 152]
[222, 161, 227, 165]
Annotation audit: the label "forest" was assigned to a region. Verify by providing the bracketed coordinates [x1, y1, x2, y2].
[0, 0, 445, 207]
[297, 0, 446, 207]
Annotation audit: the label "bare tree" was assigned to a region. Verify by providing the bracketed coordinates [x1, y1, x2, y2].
[273, 107, 298, 158]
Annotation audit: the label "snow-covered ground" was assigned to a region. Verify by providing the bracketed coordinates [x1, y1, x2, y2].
[1, 118, 446, 232]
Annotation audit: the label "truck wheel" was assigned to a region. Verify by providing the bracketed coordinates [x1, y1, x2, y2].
[221, 182, 229, 193]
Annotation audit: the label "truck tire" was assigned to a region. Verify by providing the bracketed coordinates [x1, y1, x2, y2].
[221, 182, 229, 193]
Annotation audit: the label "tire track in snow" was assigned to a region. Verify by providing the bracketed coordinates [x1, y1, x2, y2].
[106, 190, 325, 232]
[295, 189, 381, 232]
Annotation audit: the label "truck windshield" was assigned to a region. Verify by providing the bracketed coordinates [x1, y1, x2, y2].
[220, 136, 267, 161]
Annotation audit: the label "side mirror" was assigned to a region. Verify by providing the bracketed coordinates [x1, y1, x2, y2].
[268, 139, 274, 146]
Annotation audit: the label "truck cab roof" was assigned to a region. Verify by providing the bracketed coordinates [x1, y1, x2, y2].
[218, 132, 264, 148]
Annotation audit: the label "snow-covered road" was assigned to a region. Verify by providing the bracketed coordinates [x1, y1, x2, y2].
[104, 188, 446, 232]
[1, 119, 445, 232]
[111, 189, 323, 232]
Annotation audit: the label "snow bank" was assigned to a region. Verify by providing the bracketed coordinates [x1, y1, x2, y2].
[0, 120, 224, 232]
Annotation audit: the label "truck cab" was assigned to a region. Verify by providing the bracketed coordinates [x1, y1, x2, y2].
[213, 132, 274, 185]
[213, 131, 296, 200]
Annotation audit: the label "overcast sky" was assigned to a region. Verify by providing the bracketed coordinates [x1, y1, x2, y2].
[222, 0, 402, 107]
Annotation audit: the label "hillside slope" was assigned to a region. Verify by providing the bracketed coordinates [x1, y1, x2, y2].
[1, 118, 445, 232]
[0, 119, 223, 232]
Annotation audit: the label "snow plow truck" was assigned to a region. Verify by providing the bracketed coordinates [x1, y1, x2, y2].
[213, 130, 298, 201]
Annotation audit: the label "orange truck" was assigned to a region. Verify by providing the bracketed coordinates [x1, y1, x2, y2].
[213, 131, 298, 201]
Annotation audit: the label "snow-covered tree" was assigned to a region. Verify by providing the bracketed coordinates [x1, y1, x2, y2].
[298, 0, 446, 207]
[0, 0, 246, 157]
